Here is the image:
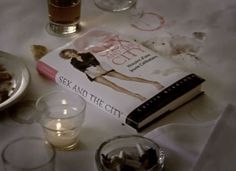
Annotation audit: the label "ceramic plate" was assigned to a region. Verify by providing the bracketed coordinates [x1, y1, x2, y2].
[0, 51, 30, 111]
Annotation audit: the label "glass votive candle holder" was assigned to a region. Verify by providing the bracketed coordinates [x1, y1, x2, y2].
[1, 137, 55, 171]
[35, 90, 86, 150]
[95, 135, 165, 171]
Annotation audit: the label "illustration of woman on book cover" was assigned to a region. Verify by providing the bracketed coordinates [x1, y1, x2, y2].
[59, 49, 164, 101]
[73, 29, 144, 56]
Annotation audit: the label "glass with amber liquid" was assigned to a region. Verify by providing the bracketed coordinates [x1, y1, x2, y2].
[47, 0, 81, 36]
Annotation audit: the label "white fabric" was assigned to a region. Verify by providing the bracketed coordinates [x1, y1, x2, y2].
[145, 104, 236, 171]
[193, 104, 236, 171]
[145, 121, 215, 171]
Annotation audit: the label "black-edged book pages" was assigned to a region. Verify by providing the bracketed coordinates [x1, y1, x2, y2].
[37, 28, 205, 131]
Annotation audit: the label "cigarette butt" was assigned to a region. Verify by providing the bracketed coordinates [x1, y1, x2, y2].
[0, 72, 12, 81]
[136, 143, 145, 156]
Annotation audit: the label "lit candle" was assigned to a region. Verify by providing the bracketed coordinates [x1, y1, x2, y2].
[44, 119, 79, 149]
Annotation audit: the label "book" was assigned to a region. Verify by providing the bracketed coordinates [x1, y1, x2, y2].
[37, 28, 205, 131]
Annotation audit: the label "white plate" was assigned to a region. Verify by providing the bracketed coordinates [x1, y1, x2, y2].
[0, 51, 30, 111]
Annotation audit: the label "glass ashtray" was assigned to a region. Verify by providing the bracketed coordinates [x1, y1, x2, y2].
[95, 135, 165, 171]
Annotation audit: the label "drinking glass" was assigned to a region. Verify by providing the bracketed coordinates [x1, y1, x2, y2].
[46, 0, 81, 36]
[93, 0, 137, 12]
[35, 90, 86, 150]
[1, 137, 55, 171]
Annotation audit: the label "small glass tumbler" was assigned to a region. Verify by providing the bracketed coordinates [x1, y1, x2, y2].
[95, 135, 165, 171]
[1, 137, 55, 171]
[47, 0, 81, 36]
[36, 90, 86, 150]
[93, 0, 137, 12]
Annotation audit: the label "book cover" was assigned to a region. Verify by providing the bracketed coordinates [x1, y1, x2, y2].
[37, 28, 205, 131]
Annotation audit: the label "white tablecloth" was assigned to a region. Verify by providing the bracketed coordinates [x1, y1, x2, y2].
[1, 0, 236, 170]
[146, 104, 236, 171]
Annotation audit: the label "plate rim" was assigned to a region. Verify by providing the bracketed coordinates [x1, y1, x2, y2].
[0, 51, 30, 111]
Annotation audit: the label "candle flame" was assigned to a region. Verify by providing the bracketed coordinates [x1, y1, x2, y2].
[56, 122, 62, 130]
[56, 122, 62, 137]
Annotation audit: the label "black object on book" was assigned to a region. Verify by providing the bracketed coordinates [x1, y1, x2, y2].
[127, 74, 204, 131]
